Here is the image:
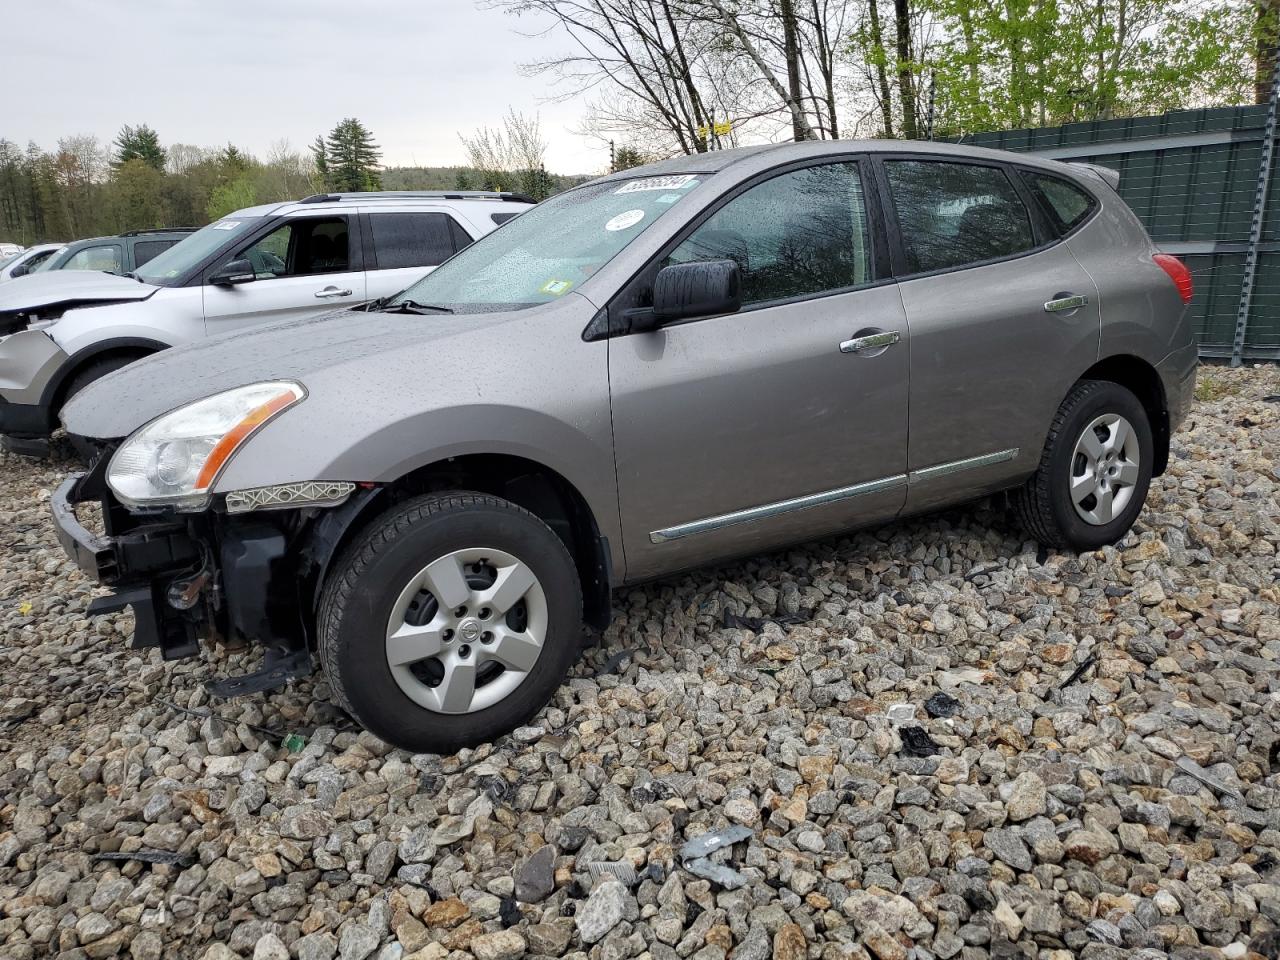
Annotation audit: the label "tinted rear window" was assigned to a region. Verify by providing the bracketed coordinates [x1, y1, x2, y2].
[490, 212, 522, 225]
[886, 160, 1035, 274]
[132, 239, 178, 267]
[369, 213, 458, 269]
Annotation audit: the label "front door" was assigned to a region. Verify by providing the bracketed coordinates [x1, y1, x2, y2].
[608, 159, 910, 581]
[202, 214, 366, 334]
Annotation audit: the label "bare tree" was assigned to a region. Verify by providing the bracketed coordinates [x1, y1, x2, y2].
[460, 110, 554, 198]
[486, 0, 766, 155]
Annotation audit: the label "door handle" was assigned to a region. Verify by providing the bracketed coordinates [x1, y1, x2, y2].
[840, 330, 901, 354]
[1044, 294, 1088, 313]
[315, 286, 352, 299]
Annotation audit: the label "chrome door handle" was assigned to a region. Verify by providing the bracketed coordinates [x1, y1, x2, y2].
[1044, 294, 1088, 313]
[840, 330, 900, 354]
[315, 286, 352, 299]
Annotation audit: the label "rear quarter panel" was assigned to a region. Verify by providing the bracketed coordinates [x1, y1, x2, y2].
[1066, 185, 1191, 363]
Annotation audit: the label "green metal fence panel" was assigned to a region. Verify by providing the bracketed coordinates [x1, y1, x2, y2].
[957, 104, 1278, 360]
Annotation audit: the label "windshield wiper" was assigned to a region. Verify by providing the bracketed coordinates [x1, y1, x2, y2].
[384, 299, 454, 315]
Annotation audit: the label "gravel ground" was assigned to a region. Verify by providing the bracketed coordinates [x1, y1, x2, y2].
[2, 365, 1279, 960]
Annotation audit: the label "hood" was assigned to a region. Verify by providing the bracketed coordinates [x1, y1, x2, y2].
[62, 296, 591, 439]
[0, 271, 158, 335]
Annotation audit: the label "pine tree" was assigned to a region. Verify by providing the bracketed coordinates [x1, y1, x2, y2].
[455, 169, 473, 191]
[310, 135, 329, 188]
[323, 119, 382, 192]
[113, 124, 166, 171]
[218, 143, 249, 171]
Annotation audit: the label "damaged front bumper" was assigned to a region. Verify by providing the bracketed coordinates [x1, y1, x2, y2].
[0, 330, 67, 446]
[50, 463, 349, 696]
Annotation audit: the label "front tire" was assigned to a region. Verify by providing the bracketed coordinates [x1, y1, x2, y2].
[1014, 380, 1153, 551]
[318, 492, 583, 754]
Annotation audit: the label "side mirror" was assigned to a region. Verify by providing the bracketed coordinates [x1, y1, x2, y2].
[9, 264, 27, 278]
[636, 259, 742, 332]
[208, 258, 256, 286]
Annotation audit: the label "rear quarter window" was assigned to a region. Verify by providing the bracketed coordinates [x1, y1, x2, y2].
[1021, 172, 1096, 235]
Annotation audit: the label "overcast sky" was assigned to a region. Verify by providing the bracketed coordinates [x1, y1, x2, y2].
[6, 0, 608, 173]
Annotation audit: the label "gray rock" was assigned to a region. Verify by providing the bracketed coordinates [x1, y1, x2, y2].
[575, 880, 638, 944]
[514, 844, 556, 903]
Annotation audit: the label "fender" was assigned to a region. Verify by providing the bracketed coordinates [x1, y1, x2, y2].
[40, 337, 172, 411]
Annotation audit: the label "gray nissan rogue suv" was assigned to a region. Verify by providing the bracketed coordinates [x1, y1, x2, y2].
[51, 140, 1197, 754]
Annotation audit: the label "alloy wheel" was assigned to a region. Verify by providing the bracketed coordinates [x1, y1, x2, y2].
[384, 547, 548, 714]
[1069, 412, 1141, 526]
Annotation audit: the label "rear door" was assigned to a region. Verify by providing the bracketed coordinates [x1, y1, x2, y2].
[360, 208, 473, 301]
[876, 155, 1101, 513]
[201, 214, 365, 334]
[609, 158, 910, 580]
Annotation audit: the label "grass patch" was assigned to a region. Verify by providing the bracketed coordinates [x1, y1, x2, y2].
[1195, 373, 1239, 403]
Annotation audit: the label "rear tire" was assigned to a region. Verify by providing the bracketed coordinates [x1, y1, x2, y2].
[1014, 379, 1153, 551]
[318, 491, 583, 754]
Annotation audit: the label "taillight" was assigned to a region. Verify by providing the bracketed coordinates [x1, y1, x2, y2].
[1153, 253, 1192, 305]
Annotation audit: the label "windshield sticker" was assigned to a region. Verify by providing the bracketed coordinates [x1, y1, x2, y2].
[540, 279, 573, 296]
[655, 193, 682, 204]
[211, 220, 240, 230]
[606, 209, 645, 232]
[615, 175, 697, 194]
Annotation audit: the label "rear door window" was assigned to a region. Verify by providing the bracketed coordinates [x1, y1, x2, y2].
[1021, 172, 1096, 234]
[885, 160, 1035, 274]
[63, 244, 123, 273]
[132, 239, 178, 268]
[368, 213, 459, 270]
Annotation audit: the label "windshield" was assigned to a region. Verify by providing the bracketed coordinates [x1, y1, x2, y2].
[391, 174, 703, 312]
[0, 253, 18, 269]
[134, 217, 263, 285]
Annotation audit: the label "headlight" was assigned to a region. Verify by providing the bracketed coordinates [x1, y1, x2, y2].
[107, 381, 305, 510]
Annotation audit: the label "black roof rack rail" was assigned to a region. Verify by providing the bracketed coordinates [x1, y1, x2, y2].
[120, 227, 198, 236]
[296, 191, 537, 204]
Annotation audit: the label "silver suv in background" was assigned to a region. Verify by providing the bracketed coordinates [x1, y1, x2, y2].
[0, 243, 65, 282]
[53, 141, 1196, 754]
[0, 191, 532, 453]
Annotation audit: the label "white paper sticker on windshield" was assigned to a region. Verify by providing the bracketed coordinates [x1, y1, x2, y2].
[212, 220, 240, 230]
[615, 175, 696, 194]
[606, 209, 645, 232]
[541, 279, 573, 295]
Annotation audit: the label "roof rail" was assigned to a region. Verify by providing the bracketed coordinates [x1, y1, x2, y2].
[121, 227, 198, 236]
[297, 191, 536, 205]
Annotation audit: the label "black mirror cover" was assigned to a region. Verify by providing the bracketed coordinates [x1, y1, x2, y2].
[9, 264, 27, 278]
[209, 258, 256, 286]
[651, 259, 742, 324]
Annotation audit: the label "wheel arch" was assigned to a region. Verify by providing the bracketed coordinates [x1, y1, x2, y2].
[41, 337, 170, 414]
[1076, 354, 1169, 475]
[301, 452, 614, 636]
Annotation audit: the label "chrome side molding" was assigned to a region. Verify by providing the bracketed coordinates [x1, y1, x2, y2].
[650, 474, 908, 543]
[649, 448, 1020, 544]
[908, 447, 1019, 483]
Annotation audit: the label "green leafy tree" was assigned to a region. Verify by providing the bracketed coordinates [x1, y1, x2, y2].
[455, 169, 473, 190]
[113, 124, 166, 171]
[207, 175, 257, 220]
[322, 118, 383, 192]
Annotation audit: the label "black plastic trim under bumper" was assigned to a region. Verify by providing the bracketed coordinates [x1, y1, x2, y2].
[0, 396, 55, 438]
